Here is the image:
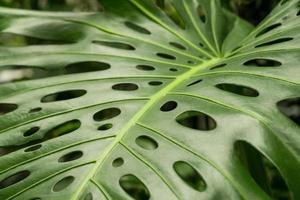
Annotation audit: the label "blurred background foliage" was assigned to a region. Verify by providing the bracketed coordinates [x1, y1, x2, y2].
[0, 0, 281, 25]
[0, 0, 103, 12]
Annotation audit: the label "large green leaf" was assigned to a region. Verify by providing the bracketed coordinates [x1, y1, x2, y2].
[0, 0, 299, 199]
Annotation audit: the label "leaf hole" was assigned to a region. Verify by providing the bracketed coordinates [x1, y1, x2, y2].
[255, 37, 293, 48]
[173, 161, 206, 192]
[58, 151, 83, 163]
[277, 97, 300, 126]
[160, 101, 178, 112]
[98, 123, 113, 131]
[187, 79, 203, 87]
[29, 107, 42, 113]
[119, 174, 150, 200]
[92, 40, 135, 50]
[93, 108, 121, 122]
[169, 42, 187, 50]
[169, 68, 178, 72]
[244, 59, 282, 67]
[45, 120, 81, 139]
[65, 61, 111, 74]
[148, 81, 163, 86]
[136, 135, 158, 150]
[216, 83, 259, 97]
[0, 170, 30, 189]
[124, 21, 151, 35]
[256, 23, 282, 38]
[112, 157, 124, 167]
[41, 89, 87, 103]
[235, 141, 291, 199]
[156, 53, 176, 60]
[197, 5, 207, 23]
[24, 144, 42, 152]
[176, 111, 217, 131]
[0, 103, 18, 116]
[53, 176, 75, 192]
[112, 83, 139, 91]
[23, 126, 40, 137]
[136, 65, 155, 71]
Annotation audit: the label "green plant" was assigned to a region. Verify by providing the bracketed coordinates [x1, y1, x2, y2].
[0, 0, 299, 199]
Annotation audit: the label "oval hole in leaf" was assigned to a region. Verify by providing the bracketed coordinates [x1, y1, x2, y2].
[119, 174, 150, 200]
[176, 111, 217, 131]
[169, 68, 178, 72]
[98, 123, 113, 131]
[277, 97, 300, 126]
[155, 0, 186, 29]
[244, 59, 281, 67]
[93, 108, 121, 122]
[135, 135, 158, 150]
[199, 42, 204, 47]
[112, 157, 124, 167]
[45, 119, 81, 139]
[41, 90, 87, 103]
[0, 170, 30, 189]
[197, 5, 207, 23]
[216, 83, 259, 97]
[136, 65, 155, 71]
[256, 23, 282, 38]
[0, 103, 18, 116]
[169, 42, 187, 50]
[235, 141, 291, 199]
[29, 107, 42, 113]
[24, 144, 42, 152]
[255, 37, 293, 48]
[156, 53, 176, 60]
[173, 161, 206, 192]
[53, 176, 75, 192]
[23, 126, 40, 137]
[187, 79, 203, 87]
[112, 83, 139, 91]
[58, 151, 83, 163]
[92, 40, 135, 50]
[65, 61, 110, 74]
[124, 21, 151, 35]
[148, 81, 163, 86]
[160, 101, 177, 112]
[0, 146, 14, 157]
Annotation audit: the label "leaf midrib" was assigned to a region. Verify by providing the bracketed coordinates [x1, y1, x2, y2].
[71, 58, 221, 200]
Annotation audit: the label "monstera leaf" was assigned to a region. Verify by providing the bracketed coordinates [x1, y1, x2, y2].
[0, 0, 299, 199]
